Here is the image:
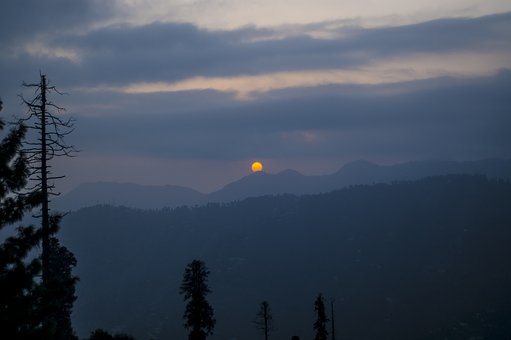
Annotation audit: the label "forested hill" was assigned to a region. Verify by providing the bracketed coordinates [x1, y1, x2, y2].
[55, 158, 511, 211]
[60, 175, 511, 340]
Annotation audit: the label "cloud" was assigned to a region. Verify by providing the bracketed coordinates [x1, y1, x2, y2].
[114, 0, 511, 30]
[0, 0, 115, 48]
[109, 51, 511, 99]
[66, 12, 511, 87]
[2, 11, 510, 95]
[68, 71, 511, 162]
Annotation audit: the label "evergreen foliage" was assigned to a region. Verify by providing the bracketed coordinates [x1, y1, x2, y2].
[313, 293, 329, 340]
[0, 98, 44, 339]
[180, 259, 216, 340]
[0, 80, 79, 339]
[42, 234, 79, 340]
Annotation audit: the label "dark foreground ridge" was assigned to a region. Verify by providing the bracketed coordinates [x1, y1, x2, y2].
[60, 174, 511, 340]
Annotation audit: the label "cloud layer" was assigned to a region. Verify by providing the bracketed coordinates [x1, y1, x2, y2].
[1, 1, 510, 191]
[3, 12, 511, 89]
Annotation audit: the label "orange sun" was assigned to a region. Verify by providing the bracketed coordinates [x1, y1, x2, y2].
[251, 161, 263, 173]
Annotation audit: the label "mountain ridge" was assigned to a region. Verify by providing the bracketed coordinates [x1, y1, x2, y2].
[55, 158, 511, 211]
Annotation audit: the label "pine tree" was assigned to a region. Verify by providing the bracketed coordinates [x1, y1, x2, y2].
[180, 259, 216, 340]
[254, 300, 274, 340]
[42, 235, 79, 340]
[313, 293, 329, 340]
[0, 97, 45, 339]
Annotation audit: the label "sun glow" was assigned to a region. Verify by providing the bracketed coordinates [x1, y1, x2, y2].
[251, 161, 263, 173]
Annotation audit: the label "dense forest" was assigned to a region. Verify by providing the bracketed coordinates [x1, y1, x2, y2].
[59, 174, 511, 340]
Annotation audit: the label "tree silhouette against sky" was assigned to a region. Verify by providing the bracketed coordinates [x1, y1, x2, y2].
[313, 293, 329, 340]
[180, 259, 216, 340]
[254, 300, 274, 340]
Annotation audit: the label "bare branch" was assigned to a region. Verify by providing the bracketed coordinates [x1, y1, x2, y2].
[19, 74, 78, 209]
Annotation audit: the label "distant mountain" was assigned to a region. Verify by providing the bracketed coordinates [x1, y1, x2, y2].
[54, 182, 205, 211]
[205, 168, 316, 202]
[56, 158, 511, 210]
[206, 158, 511, 202]
[59, 175, 511, 340]
[328, 157, 511, 188]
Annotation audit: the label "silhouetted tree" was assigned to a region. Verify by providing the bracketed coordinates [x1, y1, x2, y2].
[180, 259, 215, 340]
[20, 74, 78, 338]
[0, 96, 45, 339]
[313, 293, 329, 340]
[20, 74, 76, 284]
[41, 235, 79, 340]
[254, 300, 274, 340]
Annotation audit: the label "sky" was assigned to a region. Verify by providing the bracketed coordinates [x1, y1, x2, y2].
[1, 0, 510, 193]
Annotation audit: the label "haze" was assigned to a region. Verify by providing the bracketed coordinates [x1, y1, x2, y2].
[1, 0, 510, 193]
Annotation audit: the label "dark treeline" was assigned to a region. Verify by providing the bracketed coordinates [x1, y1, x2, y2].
[60, 175, 511, 339]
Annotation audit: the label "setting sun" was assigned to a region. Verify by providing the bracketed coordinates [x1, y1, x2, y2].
[251, 161, 263, 173]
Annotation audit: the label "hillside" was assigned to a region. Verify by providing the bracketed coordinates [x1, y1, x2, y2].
[59, 175, 511, 340]
[55, 158, 511, 210]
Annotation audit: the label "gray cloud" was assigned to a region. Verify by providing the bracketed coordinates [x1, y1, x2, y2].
[342, 12, 511, 55]
[69, 71, 511, 161]
[0, 0, 115, 46]
[61, 12, 510, 85]
[2, 11, 510, 91]
[0, 0, 116, 106]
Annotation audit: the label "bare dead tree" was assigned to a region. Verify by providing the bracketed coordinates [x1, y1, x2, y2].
[19, 74, 76, 285]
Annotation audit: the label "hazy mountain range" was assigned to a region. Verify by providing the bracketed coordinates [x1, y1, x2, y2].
[55, 158, 511, 211]
[59, 175, 511, 340]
